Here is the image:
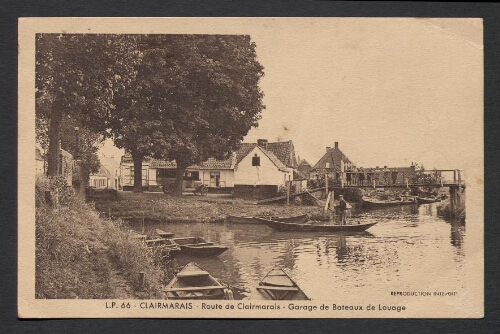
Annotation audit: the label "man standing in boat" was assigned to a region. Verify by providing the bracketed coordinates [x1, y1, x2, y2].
[338, 195, 347, 225]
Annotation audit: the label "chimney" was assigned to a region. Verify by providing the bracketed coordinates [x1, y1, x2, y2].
[326, 147, 331, 153]
[334, 142, 339, 150]
[257, 139, 268, 150]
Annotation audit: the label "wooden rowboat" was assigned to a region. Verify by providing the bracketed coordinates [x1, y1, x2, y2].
[362, 198, 402, 208]
[172, 237, 228, 257]
[270, 214, 309, 224]
[155, 228, 175, 239]
[164, 262, 233, 300]
[257, 268, 309, 300]
[145, 238, 181, 258]
[254, 217, 377, 232]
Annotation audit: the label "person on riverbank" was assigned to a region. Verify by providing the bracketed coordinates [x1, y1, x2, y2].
[338, 195, 347, 225]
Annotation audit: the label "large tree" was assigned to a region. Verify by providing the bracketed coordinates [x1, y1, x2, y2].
[110, 35, 265, 194]
[36, 34, 139, 177]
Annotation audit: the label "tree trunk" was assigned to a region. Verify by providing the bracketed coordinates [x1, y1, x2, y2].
[47, 103, 63, 177]
[173, 167, 185, 197]
[132, 152, 144, 193]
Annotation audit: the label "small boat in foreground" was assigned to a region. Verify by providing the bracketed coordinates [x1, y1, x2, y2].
[172, 237, 228, 256]
[254, 217, 377, 232]
[257, 268, 309, 300]
[164, 262, 233, 300]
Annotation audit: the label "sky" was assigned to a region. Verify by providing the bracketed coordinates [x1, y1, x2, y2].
[96, 18, 483, 174]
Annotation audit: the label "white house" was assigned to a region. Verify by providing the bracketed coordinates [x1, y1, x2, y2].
[233, 143, 293, 199]
[89, 154, 121, 189]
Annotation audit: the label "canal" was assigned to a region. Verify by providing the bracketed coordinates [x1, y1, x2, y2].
[132, 202, 474, 301]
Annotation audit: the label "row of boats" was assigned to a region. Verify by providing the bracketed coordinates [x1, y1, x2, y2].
[164, 262, 309, 301]
[131, 229, 229, 258]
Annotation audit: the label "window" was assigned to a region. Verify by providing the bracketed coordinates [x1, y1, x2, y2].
[325, 162, 330, 168]
[252, 154, 260, 166]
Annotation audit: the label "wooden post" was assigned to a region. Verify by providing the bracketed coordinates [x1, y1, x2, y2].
[286, 175, 291, 205]
[324, 191, 332, 214]
[324, 173, 329, 197]
[457, 170, 461, 187]
[449, 186, 456, 218]
[329, 190, 335, 212]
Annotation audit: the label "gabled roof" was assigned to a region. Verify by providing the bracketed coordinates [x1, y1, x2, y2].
[298, 159, 311, 168]
[266, 141, 297, 168]
[257, 146, 289, 172]
[312, 147, 352, 171]
[235, 141, 297, 168]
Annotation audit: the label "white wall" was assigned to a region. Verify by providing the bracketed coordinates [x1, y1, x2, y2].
[234, 146, 291, 186]
[120, 161, 149, 187]
[199, 169, 234, 187]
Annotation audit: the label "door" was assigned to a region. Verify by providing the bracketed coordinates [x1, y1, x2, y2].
[210, 171, 220, 187]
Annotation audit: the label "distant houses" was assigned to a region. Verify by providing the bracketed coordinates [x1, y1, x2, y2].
[120, 139, 299, 199]
[118, 139, 426, 198]
[88, 154, 121, 189]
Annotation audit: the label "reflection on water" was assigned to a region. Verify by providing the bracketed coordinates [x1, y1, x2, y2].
[132, 203, 468, 300]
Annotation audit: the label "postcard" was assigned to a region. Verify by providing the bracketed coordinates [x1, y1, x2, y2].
[18, 17, 483, 318]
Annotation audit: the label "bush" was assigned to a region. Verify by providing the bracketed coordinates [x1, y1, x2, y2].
[36, 178, 163, 299]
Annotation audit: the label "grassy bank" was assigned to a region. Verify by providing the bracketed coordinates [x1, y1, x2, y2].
[36, 176, 164, 299]
[94, 191, 335, 223]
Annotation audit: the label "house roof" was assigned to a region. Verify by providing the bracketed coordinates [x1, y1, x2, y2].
[266, 141, 297, 168]
[312, 147, 352, 171]
[256, 146, 289, 172]
[149, 154, 236, 170]
[298, 159, 311, 168]
[235, 141, 297, 168]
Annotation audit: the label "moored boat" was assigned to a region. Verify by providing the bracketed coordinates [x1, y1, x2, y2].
[254, 217, 377, 232]
[270, 214, 309, 224]
[362, 197, 402, 208]
[145, 238, 181, 258]
[172, 237, 228, 256]
[164, 262, 233, 300]
[257, 268, 309, 300]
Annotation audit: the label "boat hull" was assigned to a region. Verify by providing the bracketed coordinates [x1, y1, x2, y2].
[254, 217, 377, 232]
[164, 262, 232, 300]
[179, 245, 228, 257]
[362, 198, 402, 208]
[257, 268, 309, 300]
[270, 214, 309, 224]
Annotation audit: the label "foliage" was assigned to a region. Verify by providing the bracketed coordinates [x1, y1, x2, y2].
[108, 35, 265, 194]
[36, 34, 140, 176]
[35, 176, 163, 299]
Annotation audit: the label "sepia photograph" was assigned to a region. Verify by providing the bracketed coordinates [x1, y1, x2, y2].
[18, 17, 484, 318]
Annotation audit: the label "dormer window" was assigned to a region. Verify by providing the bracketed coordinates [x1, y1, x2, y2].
[252, 154, 260, 166]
